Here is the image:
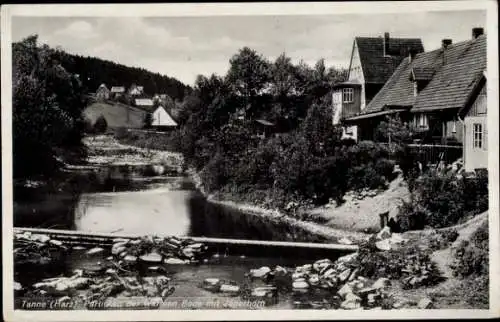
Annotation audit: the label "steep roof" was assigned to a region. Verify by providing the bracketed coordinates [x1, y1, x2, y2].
[362, 34, 486, 114]
[152, 105, 178, 127]
[355, 36, 424, 84]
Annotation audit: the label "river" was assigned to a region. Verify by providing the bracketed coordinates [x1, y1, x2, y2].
[13, 136, 351, 309]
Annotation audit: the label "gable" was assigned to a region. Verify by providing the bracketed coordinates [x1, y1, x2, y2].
[152, 106, 177, 127]
[355, 36, 424, 85]
[348, 41, 365, 83]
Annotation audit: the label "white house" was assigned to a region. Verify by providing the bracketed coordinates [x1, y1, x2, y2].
[152, 105, 178, 128]
[459, 73, 487, 172]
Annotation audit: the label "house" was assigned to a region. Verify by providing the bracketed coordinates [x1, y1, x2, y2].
[332, 32, 424, 140]
[151, 105, 178, 129]
[110, 86, 126, 98]
[129, 84, 144, 96]
[253, 119, 276, 139]
[459, 71, 487, 172]
[95, 83, 110, 101]
[134, 98, 155, 109]
[343, 28, 486, 149]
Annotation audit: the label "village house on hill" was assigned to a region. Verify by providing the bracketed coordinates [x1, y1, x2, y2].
[95, 83, 110, 101]
[110, 86, 126, 99]
[342, 28, 486, 154]
[128, 84, 145, 96]
[134, 98, 155, 110]
[151, 105, 178, 130]
[332, 32, 424, 140]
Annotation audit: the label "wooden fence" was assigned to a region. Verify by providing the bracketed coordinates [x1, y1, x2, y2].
[407, 144, 463, 166]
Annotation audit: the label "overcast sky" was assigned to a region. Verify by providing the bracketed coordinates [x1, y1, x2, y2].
[12, 11, 486, 86]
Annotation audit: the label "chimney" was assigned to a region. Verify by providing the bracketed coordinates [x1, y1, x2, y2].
[408, 48, 417, 63]
[383, 32, 390, 56]
[442, 39, 452, 50]
[472, 27, 484, 39]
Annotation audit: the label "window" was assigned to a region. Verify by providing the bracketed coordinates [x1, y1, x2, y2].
[413, 81, 418, 97]
[451, 120, 457, 133]
[414, 113, 428, 129]
[473, 123, 483, 148]
[342, 88, 354, 103]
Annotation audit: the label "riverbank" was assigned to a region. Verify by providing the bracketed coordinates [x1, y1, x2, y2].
[186, 167, 368, 244]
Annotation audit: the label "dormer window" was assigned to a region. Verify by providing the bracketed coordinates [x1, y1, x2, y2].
[342, 88, 354, 103]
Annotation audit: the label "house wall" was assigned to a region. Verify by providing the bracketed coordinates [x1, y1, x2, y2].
[463, 83, 487, 171]
[463, 116, 487, 171]
[341, 87, 362, 119]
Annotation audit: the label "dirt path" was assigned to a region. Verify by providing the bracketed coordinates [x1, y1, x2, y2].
[309, 174, 410, 232]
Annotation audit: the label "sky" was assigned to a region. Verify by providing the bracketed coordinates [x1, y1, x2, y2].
[12, 10, 486, 86]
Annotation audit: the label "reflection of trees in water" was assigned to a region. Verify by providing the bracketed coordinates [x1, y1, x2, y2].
[187, 195, 329, 243]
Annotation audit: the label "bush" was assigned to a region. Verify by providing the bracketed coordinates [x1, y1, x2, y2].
[354, 239, 443, 288]
[396, 170, 489, 231]
[451, 221, 488, 278]
[94, 115, 108, 133]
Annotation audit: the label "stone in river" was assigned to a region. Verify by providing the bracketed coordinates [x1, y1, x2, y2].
[376, 226, 392, 240]
[337, 283, 353, 298]
[340, 293, 362, 310]
[86, 247, 105, 255]
[188, 243, 204, 249]
[249, 266, 271, 278]
[220, 284, 240, 294]
[338, 269, 351, 282]
[292, 280, 309, 289]
[164, 257, 188, 265]
[375, 239, 391, 251]
[123, 255, 137, 262]
[112, 244, 127, 255]
[33, 234, 51, 243]
[140, 252, 163, 263]
[337, 252, 358, 264]
[308, 274, 320, 286]
[49, 240, 63, 246]
[182, 247, 195, 258]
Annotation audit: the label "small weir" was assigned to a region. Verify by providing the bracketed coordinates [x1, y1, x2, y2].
[14, 227, 358, 260]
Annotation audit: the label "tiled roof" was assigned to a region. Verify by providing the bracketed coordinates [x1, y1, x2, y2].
[355, 37, 424, 84]
[362, 34, 486, 114]
[135, 98, 154, 106]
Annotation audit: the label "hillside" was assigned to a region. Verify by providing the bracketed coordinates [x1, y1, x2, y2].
[51, 47, 191, 100]
[84, 102, 147, 129]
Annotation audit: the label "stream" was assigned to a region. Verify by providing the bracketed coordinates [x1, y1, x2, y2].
[13, 135, 349, 309]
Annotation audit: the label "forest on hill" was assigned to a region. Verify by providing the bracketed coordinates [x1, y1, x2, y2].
[51, 44, 191, 101]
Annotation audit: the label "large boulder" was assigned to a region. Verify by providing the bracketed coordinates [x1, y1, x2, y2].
[376, 226, 392, 240]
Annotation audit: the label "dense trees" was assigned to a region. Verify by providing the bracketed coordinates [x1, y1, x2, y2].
[13, 35, 88, 178]
[167, 47, 404, 209]
[53, 46, 191, 101]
